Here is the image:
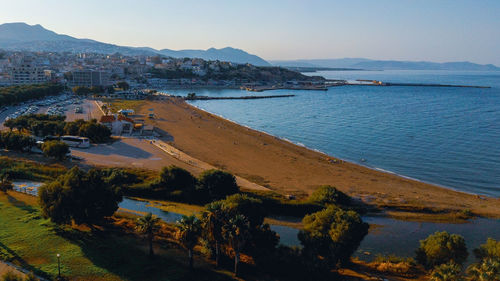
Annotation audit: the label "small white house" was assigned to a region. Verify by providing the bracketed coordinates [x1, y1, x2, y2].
[99, 115, 135, 135]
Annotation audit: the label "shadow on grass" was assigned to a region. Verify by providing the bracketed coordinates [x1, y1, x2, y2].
[53, 226, 233, 281]
[6, 194, 38, 214]
[0, 241, 51, 280]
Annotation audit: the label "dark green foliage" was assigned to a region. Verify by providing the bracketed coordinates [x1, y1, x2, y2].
[136, 212, 161, 257]
[430, 262, 464, 281]
[5, 115, 110, 143]
[117, 81, 130, 90]
[198, 169, 239, 200]
[176, 215, 202, 269]
[72, 86, 91, 95]
[42, 140, 69, 161]
[416, 231, 468, 269]
[467, 258, 500, 281]
[76, 119, 111, 143]
[474, 238, 500, 261]
[308, 185, 351, 206]
[0, 83, 64, 107]
[298, 205, 369, 270]
[38, 167, 123, 224]
[159, 165, 197, 193]
[0, 156, 66, 182]
[0, 175, 13, 193]
[0, 131, 35, 152]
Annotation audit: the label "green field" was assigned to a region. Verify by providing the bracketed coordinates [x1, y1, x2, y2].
[0, 192, 234, 281]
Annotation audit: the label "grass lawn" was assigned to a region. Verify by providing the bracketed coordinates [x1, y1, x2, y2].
[0, 191, 235, 281]
[103, 99, 145, 115]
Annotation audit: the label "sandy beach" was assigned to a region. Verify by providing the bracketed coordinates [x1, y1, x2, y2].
[132, 97, 500, 218]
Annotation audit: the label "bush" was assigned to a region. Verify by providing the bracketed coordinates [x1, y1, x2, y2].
[474, 238, 500, 261]
[298, 205, 369, 270]
[198, 169, 239, 200]
[77, 120, 111, 143]
[416, 231, 468, 269]
[159, 165, 196, 192]
[38, 167, 123, 224]
[430, 262, 464, 281]
[0, 131, 35, 152]
[308, 185, 351, 206]
[42, 140, 69, 160]
[0, 175, 13, 193]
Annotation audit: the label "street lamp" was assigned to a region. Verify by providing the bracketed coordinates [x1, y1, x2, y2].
[56, 253, 61, 278]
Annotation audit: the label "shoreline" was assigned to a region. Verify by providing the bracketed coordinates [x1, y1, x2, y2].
[187, 102, 487, 199]
[128, 97, 500, 219]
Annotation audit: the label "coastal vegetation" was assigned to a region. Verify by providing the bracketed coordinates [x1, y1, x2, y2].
[0, 83, 64, 107]
[41, 140, 69, 160]
[4, 114, 111, 143]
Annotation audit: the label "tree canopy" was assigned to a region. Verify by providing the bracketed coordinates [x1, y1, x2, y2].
[416, 231, 468, 269]
[42, 140, 69, 161]
[198, 169, 239, 200]
[38, 167, 123, 224]
[298, 205, 369, 269]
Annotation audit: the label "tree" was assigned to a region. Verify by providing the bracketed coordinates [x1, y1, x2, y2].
[117, 81, 130, 90]
[136, 212, 161, 257]
[0, 175, 13, 193]
[42, 140, 69, 161]
[223, 214, 250, 276]
[78, 121, 111, 143]
[198, 169, 239, 200]
[38, 167, 123, 224]
[416, 231, 468, 269]
[308, 185, 351, 206]
[430, 262, 464, 281]
[474, 238, 500, 261]
[159, 166, 196, 192]
[72, 86, 91, 96]
[176, 215, 201, 270]
[298, 205, 369, 270]
[467, 258, 500, 281]
[201, 201, 225, 268]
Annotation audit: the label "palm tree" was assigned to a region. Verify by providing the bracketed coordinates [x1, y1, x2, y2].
[223, 214, 250, 276]
[202, 201, 225, 268]
[136, 212, 161, 257]
[176, 215, 201, 270]
[430, 262, 464, 281]
[467, 258, 500, 281]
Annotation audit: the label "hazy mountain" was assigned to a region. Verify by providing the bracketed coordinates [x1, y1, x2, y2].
[271, 58, 500, 71]
[0, 22, 271, 66]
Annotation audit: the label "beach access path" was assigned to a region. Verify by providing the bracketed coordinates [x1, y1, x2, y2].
[130, 97, 500, 219]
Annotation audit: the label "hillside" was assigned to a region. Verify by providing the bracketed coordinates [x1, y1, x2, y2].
[0, 22, 270, 66]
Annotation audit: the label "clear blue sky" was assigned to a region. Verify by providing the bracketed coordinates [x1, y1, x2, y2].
[1, 0, 499, 65]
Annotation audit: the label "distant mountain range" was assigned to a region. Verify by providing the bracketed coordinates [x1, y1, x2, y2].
[0, 22, 270, 66]
[271, 58, 500, 71]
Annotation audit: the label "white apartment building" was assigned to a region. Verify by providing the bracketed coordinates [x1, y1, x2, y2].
[9, 57, 47, 85]
[71, 70, 111, 87]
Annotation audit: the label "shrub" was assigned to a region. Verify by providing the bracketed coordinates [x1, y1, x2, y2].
[467, 258, 500, 281]
[430, 262, 464, 281]
[159, 165, 196, 192]
[198, 169, 239, 200]
[416, 231, 468, 269]
[308, 185, 351, 206]
[474, 238, 500, 261]
[42, 140, 69, 161]
[0, 175, 13, 193]
[298, 205, 369, 270]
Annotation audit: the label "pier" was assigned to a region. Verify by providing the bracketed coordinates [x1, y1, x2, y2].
[325, 79, 491, 89]
[184, 94, 295, 101]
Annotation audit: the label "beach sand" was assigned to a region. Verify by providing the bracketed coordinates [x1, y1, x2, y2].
[137, 97, 500, 218]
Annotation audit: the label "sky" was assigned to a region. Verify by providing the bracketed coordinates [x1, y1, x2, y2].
[1, 0, 499, 65]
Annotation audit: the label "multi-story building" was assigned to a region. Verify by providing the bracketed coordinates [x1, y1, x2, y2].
[71, 70, 111, 87]
[9, 56, 47, 85]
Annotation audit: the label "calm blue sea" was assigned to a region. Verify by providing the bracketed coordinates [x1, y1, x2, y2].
[167, 70, 500, 197]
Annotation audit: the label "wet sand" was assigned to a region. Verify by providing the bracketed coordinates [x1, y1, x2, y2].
[137, 97, 500, 218]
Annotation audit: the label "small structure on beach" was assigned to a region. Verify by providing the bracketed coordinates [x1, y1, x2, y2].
[99, 114, 135, 135]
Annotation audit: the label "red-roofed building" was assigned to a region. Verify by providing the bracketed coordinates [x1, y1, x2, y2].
[99, 114, 134, 135]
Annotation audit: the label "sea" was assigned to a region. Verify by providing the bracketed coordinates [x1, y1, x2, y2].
[167, 70, 500, 197]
